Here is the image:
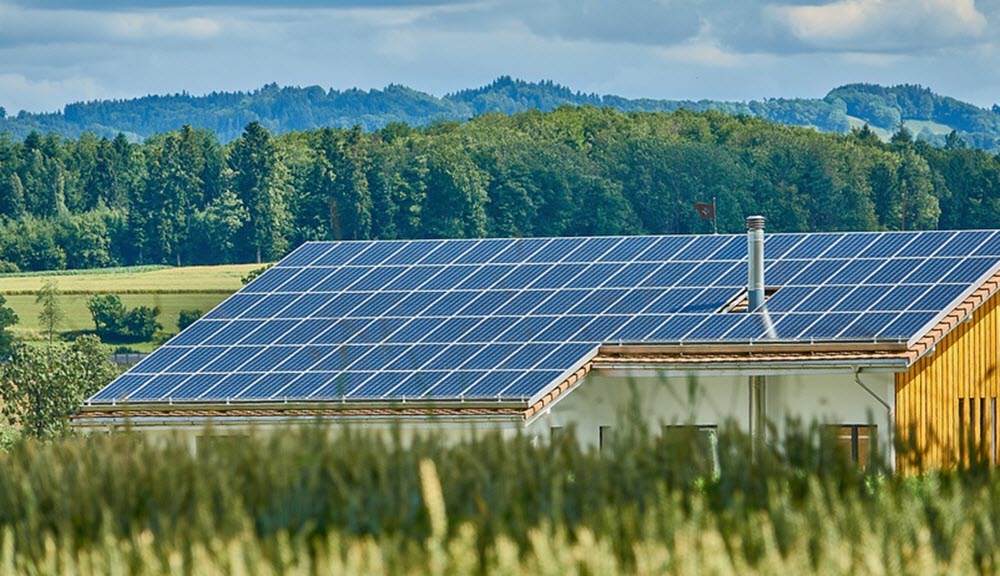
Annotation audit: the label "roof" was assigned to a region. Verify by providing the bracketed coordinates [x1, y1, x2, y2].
[84, 230, 1000, 415]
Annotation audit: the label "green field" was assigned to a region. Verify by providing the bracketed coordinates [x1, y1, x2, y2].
[0, 263, 260, 294]
[0, 263, 261, 349]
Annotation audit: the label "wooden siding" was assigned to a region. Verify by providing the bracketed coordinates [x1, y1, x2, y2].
[896, 291, 1000, 470]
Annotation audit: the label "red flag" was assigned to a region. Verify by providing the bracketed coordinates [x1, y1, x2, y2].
[693, 202, 715, 219]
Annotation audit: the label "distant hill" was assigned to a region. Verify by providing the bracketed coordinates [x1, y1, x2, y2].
[2, 77, 999, 150]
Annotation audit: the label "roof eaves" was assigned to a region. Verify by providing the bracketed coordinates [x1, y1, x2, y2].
[522, 363, 592, 421]
[906, 269, 1000, 363]
[72, 405, 527, 425]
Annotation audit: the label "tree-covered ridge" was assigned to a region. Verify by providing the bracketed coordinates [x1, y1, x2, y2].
[2, 77, 999, 150]
[0, 107, 998, 273]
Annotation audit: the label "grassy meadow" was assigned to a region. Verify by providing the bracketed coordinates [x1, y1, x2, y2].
[0, 422, 998, 574]
[0, 264, 260, 349]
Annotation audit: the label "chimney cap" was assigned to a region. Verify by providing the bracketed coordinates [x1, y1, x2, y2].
[746, 215, 765, 231]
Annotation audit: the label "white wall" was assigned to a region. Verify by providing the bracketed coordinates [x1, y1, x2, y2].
[74, 417, 525, 454]
[76, 368, 897, 458]
[527, 368, 895, 454]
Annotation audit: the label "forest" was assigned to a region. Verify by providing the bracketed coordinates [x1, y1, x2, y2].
[2, 78, 999, 150]
[0, 105, 998, 272]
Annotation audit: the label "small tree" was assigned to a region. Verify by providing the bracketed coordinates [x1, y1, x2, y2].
[88, 294, 126, 339]
[0, 294, 19, 358]
[36, 280, 64, 344]
[0, 335, 118, 439]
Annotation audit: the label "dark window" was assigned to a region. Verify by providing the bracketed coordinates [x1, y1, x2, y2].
[831, 425, 876, 467]
[599, 426, 613, 454]
[959, 397, 999, 465]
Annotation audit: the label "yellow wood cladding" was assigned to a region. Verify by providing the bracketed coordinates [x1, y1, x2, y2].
[896, 291, 1000, 470]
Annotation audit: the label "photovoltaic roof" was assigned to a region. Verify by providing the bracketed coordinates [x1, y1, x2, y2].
[89, 230, 1000, 406]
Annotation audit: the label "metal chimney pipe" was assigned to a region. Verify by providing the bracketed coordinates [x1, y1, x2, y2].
[746, 215, 765, 312]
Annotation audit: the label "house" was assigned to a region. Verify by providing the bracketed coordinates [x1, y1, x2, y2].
[75, 218, 1000, 469]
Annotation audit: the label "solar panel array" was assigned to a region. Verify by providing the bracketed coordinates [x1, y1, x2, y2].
[90, 230, 1000, 405]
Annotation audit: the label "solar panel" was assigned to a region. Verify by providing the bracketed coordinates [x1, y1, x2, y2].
[90, 230, 1000, 406]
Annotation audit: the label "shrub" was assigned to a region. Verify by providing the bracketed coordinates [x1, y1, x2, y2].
[241, 263, 273, 285]
[87, 294, 161, 342]
[177, 308, 203, 331]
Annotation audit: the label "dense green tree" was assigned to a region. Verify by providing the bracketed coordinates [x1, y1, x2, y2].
[420, 141, 489, 238]
[139, 131, 201, 265]
[87, 294, 160, 342]
[0, 294, 19, 358]
[897, 149, 941, 230]
[229, 122, 291, 262]
[87, 294, 126, 338]
[2, 106, 1000, 273]
[190, 189, 248, 264]
[0, 335, 117, 439]
[0, 173, 26, 218]
[319, 126, 373, 240]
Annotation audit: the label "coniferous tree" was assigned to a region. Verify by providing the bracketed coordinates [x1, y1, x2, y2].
[229, 122, 290, 262]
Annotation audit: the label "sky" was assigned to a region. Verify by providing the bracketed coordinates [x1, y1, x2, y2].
[0, 0, 998, 114]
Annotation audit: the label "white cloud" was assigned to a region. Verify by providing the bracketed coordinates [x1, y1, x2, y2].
[0, 73, 102, 114]
[104, 13, 221, 40]
[0, 2, 222, 47]
[768, 0, 988, 52]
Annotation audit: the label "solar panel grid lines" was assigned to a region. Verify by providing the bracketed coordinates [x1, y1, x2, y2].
[895, 231, 1000, 345]
[973, 230, 1000, 256]
[448, 235, 690, 399]
[404, 235, 631, 400]
[816, 235, 941, 339]
[605, 238, 739, 343]
[828, 229, 994, 341]
[201, 372, 265, 401]
[458, 270, 668, 398]
[345, 237, 561, 401]
[758, 231, 908, 340]
[765, 232, 919, 336]
[636, 237, 762, 342]
[408, 237, 628, 400]
[286, 242, 484, 387]
[86, 230, 1000, 406]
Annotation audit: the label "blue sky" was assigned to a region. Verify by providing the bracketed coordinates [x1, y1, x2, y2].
[1, 0, 998, 114]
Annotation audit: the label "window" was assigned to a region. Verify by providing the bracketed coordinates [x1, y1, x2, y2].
[993, 398, 998, 465]
[830, 425, 876, 468]
[599, 426, 613, 453]
[959, 397, 998, 465]
[662, 425, 719, 473]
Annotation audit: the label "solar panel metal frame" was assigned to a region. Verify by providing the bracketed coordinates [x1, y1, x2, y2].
[87, 230, 1000, 408]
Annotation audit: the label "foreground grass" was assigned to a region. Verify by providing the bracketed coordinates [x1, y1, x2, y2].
[0, 423, 998, 574]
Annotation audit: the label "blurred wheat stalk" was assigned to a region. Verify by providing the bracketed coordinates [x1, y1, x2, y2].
[0, 421, 994, 574]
